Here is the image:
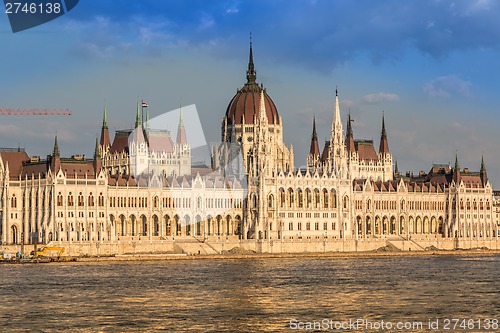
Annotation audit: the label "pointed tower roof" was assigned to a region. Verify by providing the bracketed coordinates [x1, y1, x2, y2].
[309, 116, 320, 157]
[379, 113, 389, 155]
[480, 155, 488, 186]
[453, 153, 461, 183]
[94, 137, 100, 159]
[246, 33, 256, 84]
[100, 102, 111, 147]
[332, 87, 342, 132]
[176, 107, 188, 145]
[346, 111, 355, 153]
[53, 135, 60, 157]
[135, 100, 141, 129]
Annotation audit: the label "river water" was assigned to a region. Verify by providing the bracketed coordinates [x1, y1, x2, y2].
[0, 255, 499, 332]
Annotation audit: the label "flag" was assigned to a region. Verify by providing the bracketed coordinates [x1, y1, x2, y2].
[141, 101, 148, 107]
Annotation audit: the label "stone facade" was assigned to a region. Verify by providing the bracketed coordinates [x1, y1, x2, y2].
[0, 40, 498, 254]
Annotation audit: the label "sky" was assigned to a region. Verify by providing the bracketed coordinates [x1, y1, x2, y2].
[1, 0, 500, 184]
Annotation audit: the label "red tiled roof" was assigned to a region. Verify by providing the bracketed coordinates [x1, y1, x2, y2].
[147, 130, 174, 153]
[110, 130, 131, 153]
[355, 140, 378, 161]
[0, 151, 30, 178]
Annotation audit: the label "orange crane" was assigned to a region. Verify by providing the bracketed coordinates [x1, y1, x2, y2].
[0, 108, 72, 116]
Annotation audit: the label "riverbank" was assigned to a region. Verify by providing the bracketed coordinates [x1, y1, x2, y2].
[74, 248, 500, 262]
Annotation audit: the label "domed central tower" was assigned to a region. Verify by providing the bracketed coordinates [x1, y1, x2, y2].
[213, 37, 294, 177]
[224, 39, 280, 126]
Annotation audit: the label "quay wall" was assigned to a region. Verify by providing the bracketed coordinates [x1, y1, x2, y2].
[1, 237, 498, 257]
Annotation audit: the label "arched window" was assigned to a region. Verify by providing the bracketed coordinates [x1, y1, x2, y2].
[323, 189, 329, 208]
[88, 193, 94, 207]
[68, 192, 74, 206]
[98, 193, 104, 207]
[78, 192, 84, 206]
[279, 188, 285, 208]
[268, 194, 274, 208]
[11, 195, 17, 208]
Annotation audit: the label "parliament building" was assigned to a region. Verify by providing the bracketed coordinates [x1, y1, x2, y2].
[1, 41, 498, 254]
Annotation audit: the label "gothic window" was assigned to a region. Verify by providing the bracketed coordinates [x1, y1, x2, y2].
[88, 193, 94, 207]
[314, 189, 320, 209]
[68, 193, 74, 206]
[297, 189, 303, 208]
[343, 196, 349, 209]
[78, 193, 84, 207]
[11, 195, 16, 208]
[288, 188, 294, 208]
[323, 189, 329, 208]
[268, 194, 274, 208]
[279, 188, 285, 208]
[306, 188, 312, 208]
[330, 189, 337, 208]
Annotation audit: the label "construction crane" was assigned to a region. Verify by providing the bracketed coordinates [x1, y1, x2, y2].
[0, 108, 72, 116]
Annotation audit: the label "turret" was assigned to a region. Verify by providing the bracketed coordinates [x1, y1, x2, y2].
[176, 107, 188, 146]
[93, 137, 102, 174]
[379, 113, 389, 155]
[50, 135, 60, 172]
[100, 102, 110, 149]
[309, 116, 320, 158]
[453, 154, 461, 184]
[480, 155, 488, 187]
[345, 111, 355, 154]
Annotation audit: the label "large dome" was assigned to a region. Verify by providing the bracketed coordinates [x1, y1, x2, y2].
[225, 83, 279, 125]
[224, 41, 280, 125]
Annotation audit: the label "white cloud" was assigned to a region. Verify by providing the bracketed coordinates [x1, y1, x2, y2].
[362, 92, 400, 104]
[423, 75, 472, 98]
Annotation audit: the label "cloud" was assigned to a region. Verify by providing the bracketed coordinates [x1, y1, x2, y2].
[362, 93, 400, 104]
[423, 75, 473, 98]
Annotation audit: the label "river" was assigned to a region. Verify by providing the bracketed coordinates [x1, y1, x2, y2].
[1, 254, 499, 332]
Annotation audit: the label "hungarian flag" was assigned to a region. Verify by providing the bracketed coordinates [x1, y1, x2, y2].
[141, 101, 148, 107]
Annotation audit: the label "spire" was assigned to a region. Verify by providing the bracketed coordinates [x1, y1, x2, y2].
[309, 116, 320, 157]
[51, 134, 61, 173]
[379, 113, 389, 155]
[53, 135, 60, 157]
[94, 137, 100, 159]
[346, 111, 355, 153]
[100, 102, 110, 148]
[93, 137, 102, 173]
[246, 33, 257, 84]
[480, 155, 488, 186]
[102, 101, 108, 129]
[453, 153, 461, 183]
[135, 100, 141, 128]
[176, 106, 187, 146]
[258, 89, 268, 124]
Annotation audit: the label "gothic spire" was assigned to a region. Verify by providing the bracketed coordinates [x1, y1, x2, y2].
[453, 153, 461, 183]
[100, 102, 110, 148]
[309, 116, 320, 157]
[346, 111, 355, 153]
[176, 105, 187, 146]
[102, 101, 108, 129]
[246, 33, 257, 84]
[135, 100, 141, 128]
[53, 134, 60, 157]
[480, 155, 488, 186]
[379, 113, 389, 155]
[94, 137, 100, 159]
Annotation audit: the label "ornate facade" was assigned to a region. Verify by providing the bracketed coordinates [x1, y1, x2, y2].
[0, 40, 498, 250]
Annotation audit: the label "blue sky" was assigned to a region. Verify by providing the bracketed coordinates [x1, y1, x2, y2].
[1, 0, 500, 184]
